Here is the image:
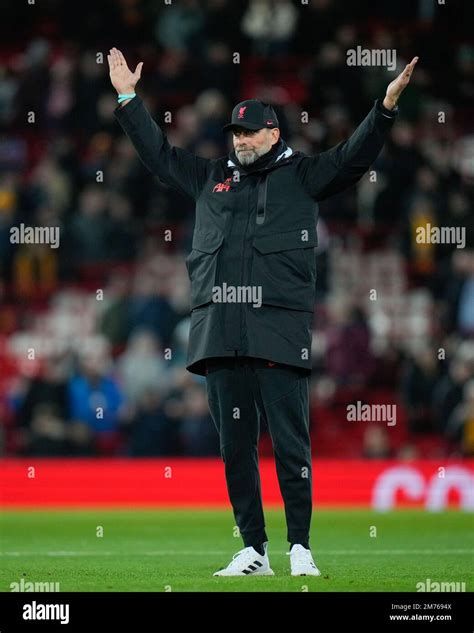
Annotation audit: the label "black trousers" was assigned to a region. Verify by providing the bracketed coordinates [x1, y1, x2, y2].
[205, 356, 312, 547]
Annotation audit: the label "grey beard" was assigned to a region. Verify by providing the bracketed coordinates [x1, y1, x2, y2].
[236, 148, 266, 166]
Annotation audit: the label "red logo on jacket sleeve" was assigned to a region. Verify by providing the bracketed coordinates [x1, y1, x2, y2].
[238, 106, 247, 119]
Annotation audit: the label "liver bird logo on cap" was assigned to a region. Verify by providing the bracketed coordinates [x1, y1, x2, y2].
[238, 106, 247, 119]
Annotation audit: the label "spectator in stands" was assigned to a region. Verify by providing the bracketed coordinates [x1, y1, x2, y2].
[203, 0, 245, 53]
[362, 426, 392, 459]
[176, 383, 219, 456]
[17, 355, 69, 424]
[438, 193, 474, 259]
[68, 351, 125, 453]
[23, 403, 68, 457]
[28, 156, 72, 218]
[45, 55, 75, 132]
[154, 0, 205, 56]
[0, 279, 17, 335]
[13, 38, 51, 130]
[324, 297, 375, 389]
[401, 344, 441, 433]
[241, 0, 298, 57]
[405, 195, 438, 281]
[0, 66, 18, 126]
[13, 241, 58, 300]
[100, 270, 132, 348]
[71, 50, 110, 135]
[117, 328, 171, 404]
[433, 351, 472, 434]
[446, 379, 474, 456]
[197, 44, 239, 105]
[16, 355, 69, 456]
[67, 185, 110, 265]
[127, 387, 177, 457]
[373, 121, 423, 225]
[128, 271, 175, 345]
[106, 194, 138, 261]
[308, 41, 363, 119]
[443, 251, 474, 336]
[168, 316, 191, 369]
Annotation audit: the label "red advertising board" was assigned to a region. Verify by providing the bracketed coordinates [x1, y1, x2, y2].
[1, 459, 473, 510]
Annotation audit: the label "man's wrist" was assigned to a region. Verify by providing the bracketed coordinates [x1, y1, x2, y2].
[117, 90, 137, 108]
[382, 95, 397, 110]
[118, 87, 135, 96]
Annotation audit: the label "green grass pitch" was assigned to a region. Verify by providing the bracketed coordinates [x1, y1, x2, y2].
[0, 509, 472, 592]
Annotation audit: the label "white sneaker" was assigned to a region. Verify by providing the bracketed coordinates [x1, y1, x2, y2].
[287, 544, 321, 576]
[213, 542, 275, 576]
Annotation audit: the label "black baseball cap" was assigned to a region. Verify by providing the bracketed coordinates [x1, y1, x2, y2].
[222, 99, 279, 133]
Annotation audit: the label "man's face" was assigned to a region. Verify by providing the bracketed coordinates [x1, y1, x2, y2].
[232, 127, 280, 166]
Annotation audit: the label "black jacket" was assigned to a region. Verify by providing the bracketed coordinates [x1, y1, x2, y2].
[115, 96, 398, 375]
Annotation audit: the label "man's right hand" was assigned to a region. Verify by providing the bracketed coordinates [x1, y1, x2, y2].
[108, 47, 143, 97]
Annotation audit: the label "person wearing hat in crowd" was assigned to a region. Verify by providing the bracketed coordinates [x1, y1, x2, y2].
[108, 47, 418, 576]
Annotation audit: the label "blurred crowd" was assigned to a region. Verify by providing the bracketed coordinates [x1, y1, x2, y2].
[0, 0, 473, 459]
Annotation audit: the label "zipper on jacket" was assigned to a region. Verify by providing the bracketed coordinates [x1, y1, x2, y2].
[256, 174, 268, 225]
[238, 184, 252, 349]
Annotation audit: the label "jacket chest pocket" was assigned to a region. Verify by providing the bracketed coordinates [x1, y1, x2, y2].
[251, 227, 317, 312]
[185, 229, 224, 309]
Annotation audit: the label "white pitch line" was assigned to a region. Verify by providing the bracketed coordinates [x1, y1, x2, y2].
[0, 549, 473, 557]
